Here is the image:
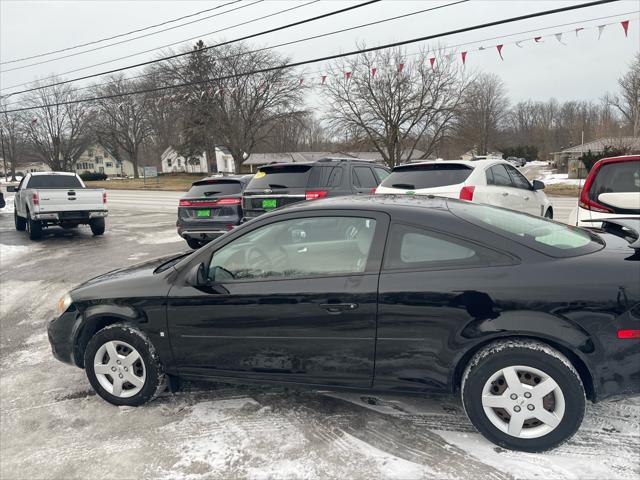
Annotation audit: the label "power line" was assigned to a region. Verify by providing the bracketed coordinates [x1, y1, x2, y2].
[0, 0, 259, 73]
[2, 0, 467, 99]
[0, 0, 382, 96]
[0, 1, 244, 65]
[1, 0, 319, 87]
[0, 0, 622, 114]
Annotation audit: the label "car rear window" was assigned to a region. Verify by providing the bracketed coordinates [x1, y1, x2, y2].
[26, 175, 83, 189]
[187, 179, 242, 197]
[589, 160, 640, 201]
[448, 201, 604, 257]
[381, 164, 473, 190]
[247, 165, 313, 189]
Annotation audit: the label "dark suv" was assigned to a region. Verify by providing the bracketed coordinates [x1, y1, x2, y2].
[242, 158, 390, 219]
[177, 175, 252, 249]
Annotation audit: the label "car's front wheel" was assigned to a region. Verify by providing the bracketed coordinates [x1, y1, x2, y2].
[84, 323, 166, 406]
[462, 339, 585, 452]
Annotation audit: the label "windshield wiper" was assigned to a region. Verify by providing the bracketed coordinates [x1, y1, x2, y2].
[391, 183, 416, 189]
[267, 184, 288, 188]
[203, 191, 221, 196]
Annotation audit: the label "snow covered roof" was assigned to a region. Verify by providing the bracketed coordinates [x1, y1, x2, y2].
[556, 137, 640, 154]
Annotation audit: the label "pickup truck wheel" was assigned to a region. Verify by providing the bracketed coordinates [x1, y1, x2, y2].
[26, 215, 43, 240]
[14, 210, 26, 231]
[90, 217, 105, 235]
[84, 323, 166, 406]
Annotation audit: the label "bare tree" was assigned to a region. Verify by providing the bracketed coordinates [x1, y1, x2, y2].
[0, 103, 25, 181]
[455, 72, 509, 156]
[606, 53, 640, 137]
[93, 75, 154, 178]
[323, 46, 469, 167]
[20, 79, 93, 171]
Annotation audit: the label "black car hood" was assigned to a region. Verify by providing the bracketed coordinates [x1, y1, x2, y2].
[71, 251, 190, 297]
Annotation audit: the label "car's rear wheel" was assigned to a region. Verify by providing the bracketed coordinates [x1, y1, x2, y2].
[26, 211, 42, 240]
[84, 323, 166, 406]
[461, 339, 585, 452]
[14, 210, 26, 231]
[186, 238, 202, 249]
[90, 217, 105, 235]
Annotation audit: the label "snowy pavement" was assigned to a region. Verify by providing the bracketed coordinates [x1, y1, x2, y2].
[1, 187, 638, 479]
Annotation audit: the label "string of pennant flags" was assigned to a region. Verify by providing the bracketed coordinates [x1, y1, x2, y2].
[27, 17, 635, 120]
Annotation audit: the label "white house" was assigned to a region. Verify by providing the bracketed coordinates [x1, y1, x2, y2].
[73, 144, 139, 177]
[160, 146, 236, 174]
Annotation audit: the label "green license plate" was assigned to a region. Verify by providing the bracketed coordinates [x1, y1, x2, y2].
[196, 209, 211, 217]
[262, 199, 277, 209]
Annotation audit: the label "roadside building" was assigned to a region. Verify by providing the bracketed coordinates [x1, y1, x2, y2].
[160, 146, 235, 174]
[11, 161, 51, 175]
[460, 149, 504, 161]
[73, 144, 139, 177]
[551, 136, 640, 177]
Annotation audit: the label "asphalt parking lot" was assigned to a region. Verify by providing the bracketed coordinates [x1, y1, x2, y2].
[1, 189, 638, 479]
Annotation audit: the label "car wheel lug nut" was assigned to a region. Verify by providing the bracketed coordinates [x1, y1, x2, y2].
[119, 374, 123, 378]
[514, 406, 521, 412]
[524, 392, 531, 398]
[527, 404, 535, 411]
[117, 360, 121, 365]
[111, 366, 116, 372]
[510, 393, 518, 400]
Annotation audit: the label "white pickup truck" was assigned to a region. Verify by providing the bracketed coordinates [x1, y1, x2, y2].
[9, 172, 108, 240]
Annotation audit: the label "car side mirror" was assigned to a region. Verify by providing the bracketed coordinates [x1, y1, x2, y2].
[186, 262, 208, 286]
[532, 180, 545, 191]
[6, 186, 16, 192]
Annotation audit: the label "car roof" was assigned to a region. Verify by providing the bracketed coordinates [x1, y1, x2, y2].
[393, 159, 507, 170]
[192, 174, 251, 184]
[28, 171, 77, 176]
[597, 155, 640, 164]
[258, 157, 379, 169]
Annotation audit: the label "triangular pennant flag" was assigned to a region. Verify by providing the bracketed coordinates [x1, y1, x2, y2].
[31, 117, 38, 125]
[621, 20, 630, 37]
[496, 44, 504, 60]
[345, 71, 352, 81]
[534, 36, 543, 43]
[515, 40, 525, 48]
[597, 25, 606, 40]
[321, 75, 327, 85]
[371, 67, 377, 77]
[575, 27, 584, 37]
[461, 51, 467, 65]
[554, 33, 566, 45]
[429, 57, 436, 68]
[478, 46, 485, 51]
[397, 63, 404, 73]
[299, 78, 304, 86]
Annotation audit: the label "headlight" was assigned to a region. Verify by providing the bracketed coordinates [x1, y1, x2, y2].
[56, 293, 73, 315]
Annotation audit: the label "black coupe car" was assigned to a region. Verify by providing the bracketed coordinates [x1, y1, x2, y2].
[47, 196, 640, 452]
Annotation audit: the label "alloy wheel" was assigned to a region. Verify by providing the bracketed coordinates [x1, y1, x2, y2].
[93, 340, 146, 398]
[481, 365, 565, 438]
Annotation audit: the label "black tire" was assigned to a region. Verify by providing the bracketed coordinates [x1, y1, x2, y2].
[186, 238, 202, 249]
[14, 210, 26, 231]
[544, 208, 553, 219]
[84, 323, 166, 406]
[461, 339, 585, 452]
[90, 217, 105, 235]
[26, 211, 43, 240]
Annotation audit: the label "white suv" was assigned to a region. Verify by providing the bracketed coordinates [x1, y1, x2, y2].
[375, 159, 552, 217]
[568, 155, 640, 227]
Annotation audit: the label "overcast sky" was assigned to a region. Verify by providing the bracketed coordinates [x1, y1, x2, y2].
[1, 0, 638, 106]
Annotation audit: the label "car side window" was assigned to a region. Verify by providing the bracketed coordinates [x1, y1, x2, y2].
[209, 216, 378, 282]
[488, 165, 513, 187]
[384, 224, 510, 270]
[485, 168, 495, 185]
[353, 166, 378, 188]
[327, 166, 344, 187]
[505, 165, 532, 190]
[373, 167, 390, 183]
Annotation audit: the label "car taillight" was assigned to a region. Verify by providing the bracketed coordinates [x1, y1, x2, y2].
[305, 190, 328, 200]
[179, 199, 221, 207]
[370, 187, 377, 194]
[226, 224, 234, 231]
[102, 192, 107, 204]
[217, 198, 241, 205]
[459, 186, 475, 201]
[617, 329, 640, 339]
[579, 159, 614, 213]
[32, 192, 39, 205]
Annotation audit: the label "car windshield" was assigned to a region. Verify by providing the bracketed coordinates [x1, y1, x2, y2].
[247, 165, 313, 189]
[187, 180, 242, 197]
[381, 164, 473, 190]
[26, 175, 83, 189]
[448, 201, 604, 257]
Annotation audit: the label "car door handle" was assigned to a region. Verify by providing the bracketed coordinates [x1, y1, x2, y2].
[320, 303, 358, 314]
[524, 196, 530, 201]
[297, 247, 307, 253]
[502, 192, 509, 196]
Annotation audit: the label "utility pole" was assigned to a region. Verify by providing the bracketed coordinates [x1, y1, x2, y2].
[0, 126, 7, 182]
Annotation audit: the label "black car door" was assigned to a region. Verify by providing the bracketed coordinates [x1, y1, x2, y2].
[167, 210, 389, 387]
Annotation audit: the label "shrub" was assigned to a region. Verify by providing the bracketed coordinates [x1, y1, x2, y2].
[79, 171, 108, 181]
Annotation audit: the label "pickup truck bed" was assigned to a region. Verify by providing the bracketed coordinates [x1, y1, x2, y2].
[11, 172, 108, 240]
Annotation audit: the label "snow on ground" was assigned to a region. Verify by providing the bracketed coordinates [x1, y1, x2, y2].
[538, 169, 583, 186]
